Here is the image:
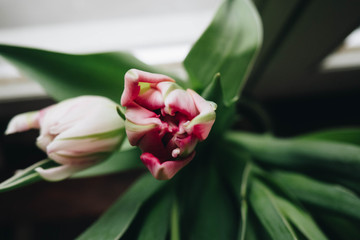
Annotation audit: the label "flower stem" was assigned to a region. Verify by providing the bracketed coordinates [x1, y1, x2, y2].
[170, 197, 180, 240]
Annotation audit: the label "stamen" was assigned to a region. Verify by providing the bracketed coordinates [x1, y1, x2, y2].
[172, 148, 181, 158]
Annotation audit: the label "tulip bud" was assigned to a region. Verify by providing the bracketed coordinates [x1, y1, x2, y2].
[121, 69, 216, 180]
[5, 96, 125, 181]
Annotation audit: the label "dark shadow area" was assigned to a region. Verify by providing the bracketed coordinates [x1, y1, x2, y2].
[261, 92, 360, 137]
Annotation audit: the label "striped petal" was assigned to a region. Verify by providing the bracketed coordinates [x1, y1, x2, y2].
[140, 151, 195, 180]
[185, 89, 217, 140]
[121, 69, 174, 107]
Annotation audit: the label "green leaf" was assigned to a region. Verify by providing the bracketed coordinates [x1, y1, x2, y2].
[225, 131, 360, 179]
[247, 208, 273, 240]
[249, 179, 298, 240]
[219, 140, 250, 199]
[73, 148, 143, 178]
[200, 73, 221, 101]
[0, 159, 59, 192]
[176, 152, 237, 240]
[77, 173, 165, 240]
[242, 213, 260, 240]
[137, 190, 172, 240]
[272, 171, 360, 221]
[201, 74, 237, 137]
[239, 163, 252, 240]
[317, 213, 360, 240]
[184, 0, 262, 105]
[0, 44, 166, 102]
[296, 128, 360, 146]
[217, 140, 252, 240]
[335, 178, 360, 195]
[274, 196, 328, 240]
[188, 165, 237, 240]
[241, 207, 272, 240]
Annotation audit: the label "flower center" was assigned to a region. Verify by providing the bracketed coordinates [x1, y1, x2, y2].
[157, 110, 190, 158]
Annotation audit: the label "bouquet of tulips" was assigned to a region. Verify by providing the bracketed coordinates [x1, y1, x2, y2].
[1, 0, 360, 239]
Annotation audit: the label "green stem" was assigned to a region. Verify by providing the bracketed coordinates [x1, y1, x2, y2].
[0, 159, 50, 186]
[170, 197, 180, 240]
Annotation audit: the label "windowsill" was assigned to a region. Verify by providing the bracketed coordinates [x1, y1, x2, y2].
[0, 10, 216, 101]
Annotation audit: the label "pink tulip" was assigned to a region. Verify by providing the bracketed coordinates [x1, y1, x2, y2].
[121, 69, 216, 180]
[5, 96, 125, 181]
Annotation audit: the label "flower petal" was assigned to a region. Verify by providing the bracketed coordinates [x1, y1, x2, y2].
[5, 111, 41, 135]
[135, 88, 164, 110]
[124, 120, 158, 146]
[138, 129, 169, 160]
[48, 150, 107, 165]
[187, 89, 217, 114]
[173, 135, 198, 157]
[140, 151, 195, 180]
[185, 89, 217, 140]
[124, 102, 163, 146]
[188, 120, 216, 140]
[36, 134, 55, 151]
[46, 135, 122, 158]
[157, 82, 182, 99]
[164, 89, 198, 118]
[35, 164, 91, 181]
[121, 69, 175, 107]
[46, 96, 122, 136]
[125, 102, 162, 126]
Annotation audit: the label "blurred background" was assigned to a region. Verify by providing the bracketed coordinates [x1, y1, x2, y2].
[0, 0, 221, 239]
[0, 0, 360, 239]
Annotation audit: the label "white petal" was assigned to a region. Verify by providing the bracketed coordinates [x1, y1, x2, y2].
[5, 111, 40, 135]
[35, 164, 90, 181]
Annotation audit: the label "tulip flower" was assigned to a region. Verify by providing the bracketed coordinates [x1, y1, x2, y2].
[121, 69, 216, 180]
[5, 96, 125, 181]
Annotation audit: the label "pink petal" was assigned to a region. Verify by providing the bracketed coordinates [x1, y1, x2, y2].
[157, 82, 181, 98]
[125, 102, 162, 126]
[187, 89, 214, 113]
[164, 89, 198, 118]
[138, 129, 169, 160]
[140, 151, 195, 180]
[186, 89, 217, 140]
[135, 88, 164, 110]
[173, 135, 198, 156]
[121, 69, 174, 107]
[124, 102, 163, 146]
[191, 120, 216, 140]
[125, 125, 155, 146]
